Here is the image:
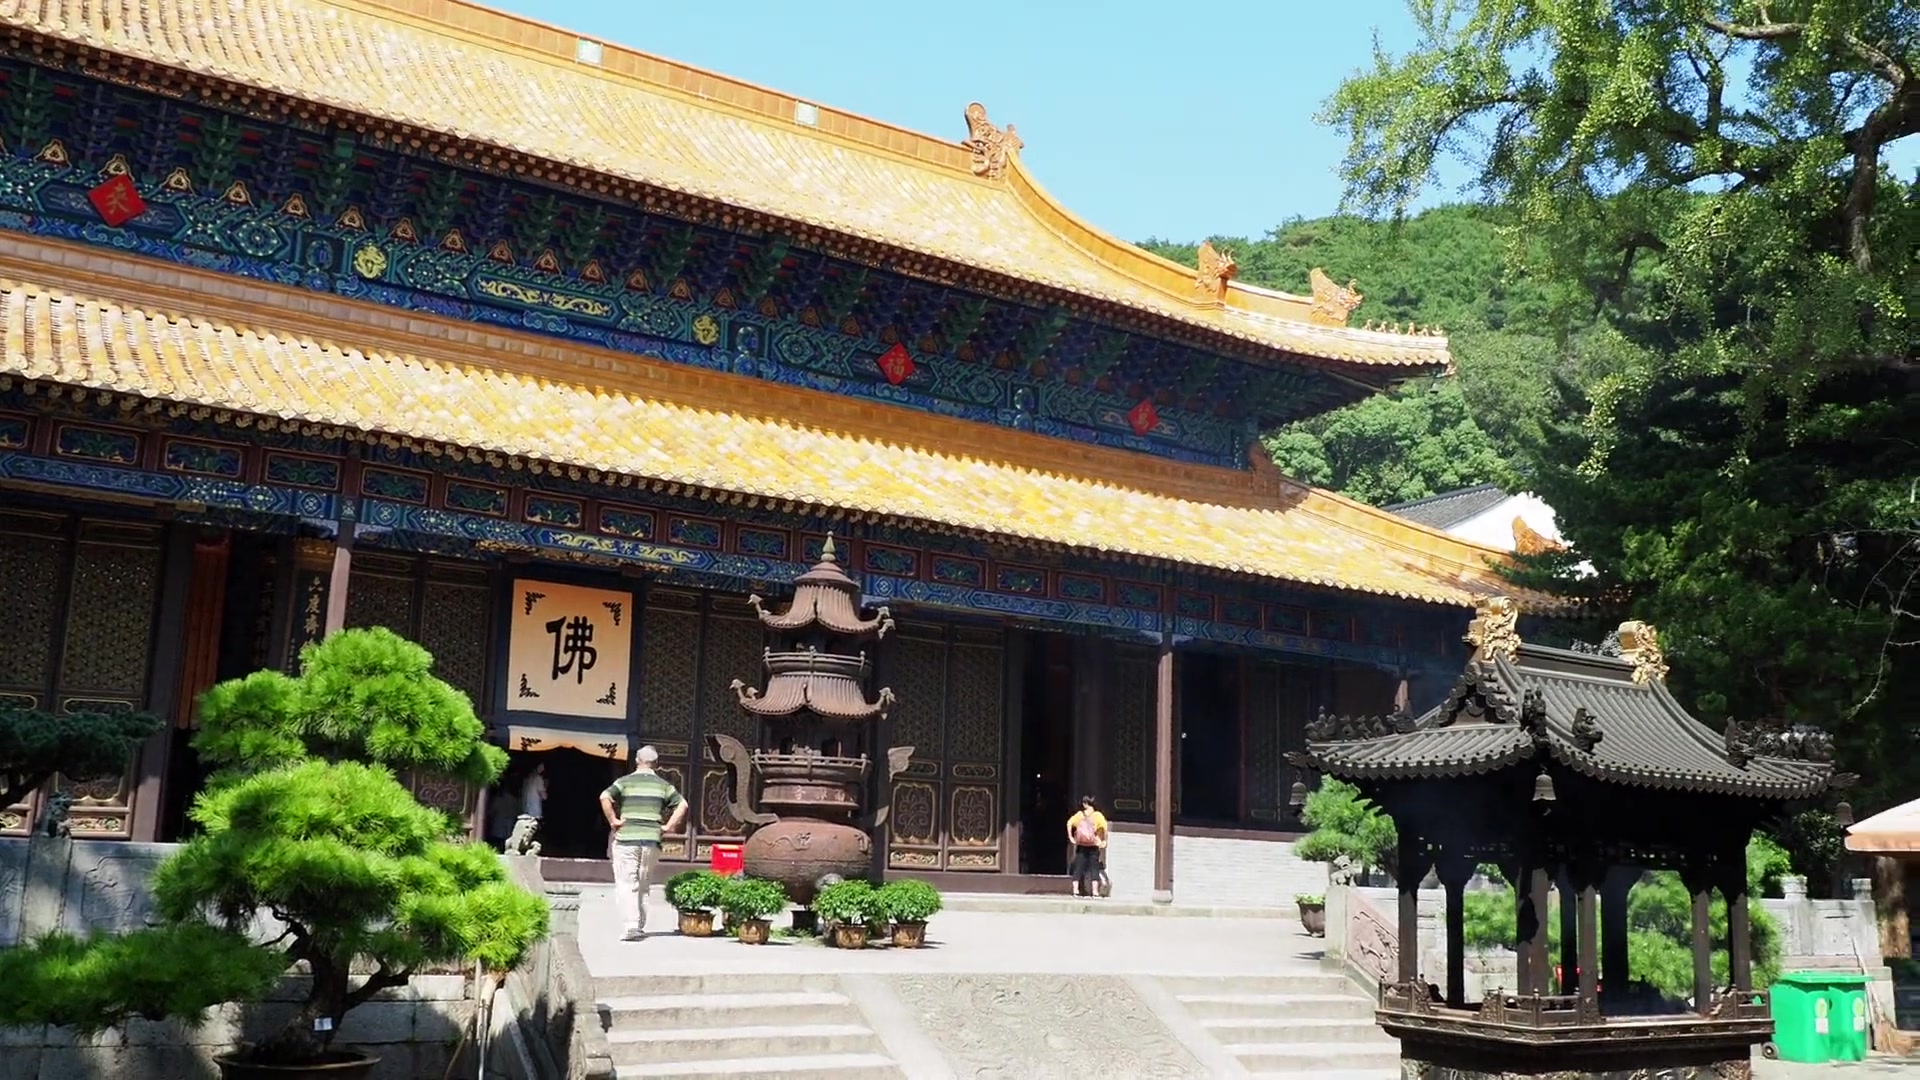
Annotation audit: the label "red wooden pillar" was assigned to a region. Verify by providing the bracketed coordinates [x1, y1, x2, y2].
[173, 533, 232, 729]
[1152, 631, 1175, 901]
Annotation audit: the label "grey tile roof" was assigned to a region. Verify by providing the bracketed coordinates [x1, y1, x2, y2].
[1384, 484, 1511, 530]
[1304, 643, 1832, 800]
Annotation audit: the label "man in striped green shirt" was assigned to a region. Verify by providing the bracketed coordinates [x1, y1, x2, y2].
[599, 744, 686, 941]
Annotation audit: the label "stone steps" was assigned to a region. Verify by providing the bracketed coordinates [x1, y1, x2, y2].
[595, 974, 902, 1080]
[1159, 972, 1354, 996]
[599, 991, 862, 1031]
[606, 1023, 882, 1065]
[1227, 1041, 1402, 1073]
[1177, 991, 1377, 1021]
[1163, 972, 1399, 1075]
[1203, 1016, 1391, 1044]
[612, 1052, 901, 1079]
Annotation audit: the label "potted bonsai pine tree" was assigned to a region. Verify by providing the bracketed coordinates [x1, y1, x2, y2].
[0, 628, 549, 1080]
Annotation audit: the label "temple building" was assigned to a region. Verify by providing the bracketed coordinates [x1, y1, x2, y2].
[0, 0, 1553, 889]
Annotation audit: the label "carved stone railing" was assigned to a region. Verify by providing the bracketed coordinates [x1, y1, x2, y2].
[498, 857, 614, 1080]
[1347, 888, 1398, 991]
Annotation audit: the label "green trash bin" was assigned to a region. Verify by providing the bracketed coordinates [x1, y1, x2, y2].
[1770, 972, 1833, 1063]
[1826, 974, 1871, 1062]
[1769, 971, 1870, 1063]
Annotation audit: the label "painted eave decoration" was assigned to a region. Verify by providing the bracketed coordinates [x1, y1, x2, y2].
[0, 246, 1554, 612]
[0, 0, 1450, 375]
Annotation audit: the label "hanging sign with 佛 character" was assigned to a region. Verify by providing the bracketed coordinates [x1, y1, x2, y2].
[505, 579, 634, 721]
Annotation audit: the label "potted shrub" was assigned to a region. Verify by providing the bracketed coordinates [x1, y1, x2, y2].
[876, 879, 942, 948]
[720, 877, 787, 945]
[1293, 778, 1398, 885]
[1296, 893, 1327, 936]
[812, 879, 879, 949]
[667, 870, 726, 937]
[0, 629, 549, 1080]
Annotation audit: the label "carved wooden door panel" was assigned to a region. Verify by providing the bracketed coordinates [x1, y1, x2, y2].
[885, 623, 1005, 872]
[0, 514, 164, 839]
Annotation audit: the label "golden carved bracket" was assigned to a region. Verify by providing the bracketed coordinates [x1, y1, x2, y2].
[1307, 268, 1364, 327]
[1464, 595, 1521, 662]
[1617, 620, 1669, 685]
[1193, 242, 1239, 303]
[963, 102, 1022, 180]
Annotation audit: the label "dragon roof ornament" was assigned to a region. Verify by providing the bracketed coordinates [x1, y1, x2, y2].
[1616, 620, 1669, 685]
[1464, 595, 1521, 663]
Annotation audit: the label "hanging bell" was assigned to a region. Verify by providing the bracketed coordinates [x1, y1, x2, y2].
[1532, 770, 1557, 804]
[1835, 801, 1854, 827]
[1288, 780, 1310, 809]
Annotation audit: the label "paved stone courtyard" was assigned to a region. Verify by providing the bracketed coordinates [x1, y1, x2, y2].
[571, 886, 1920, 1078]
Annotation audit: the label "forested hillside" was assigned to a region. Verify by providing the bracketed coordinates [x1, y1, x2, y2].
[1141, 207, 1580, 506]
[1147, 2, 1920, 859]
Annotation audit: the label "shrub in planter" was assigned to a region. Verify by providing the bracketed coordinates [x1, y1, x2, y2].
[876, 880, 943, 948]
[0, 629, 549, 1078]
[1293, 779, 1398, 881]
[667, 870, 727, 937]
[812, 880, 881, 949]
[1295, 893, 1327, 937]
[720, 877, 788, 945]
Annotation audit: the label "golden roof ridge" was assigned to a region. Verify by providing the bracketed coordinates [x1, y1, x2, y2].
[0, 0, 1452, 369]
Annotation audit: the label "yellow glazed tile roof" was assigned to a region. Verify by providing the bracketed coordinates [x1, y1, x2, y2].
[0, 0, 1452, 374]
[0, 241, 1549, 611]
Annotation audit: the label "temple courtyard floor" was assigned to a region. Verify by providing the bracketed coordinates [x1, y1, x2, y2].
[568, 885, 1920, 1079]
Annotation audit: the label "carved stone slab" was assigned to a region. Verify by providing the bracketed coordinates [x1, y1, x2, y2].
[886, 974, 1203, 1078]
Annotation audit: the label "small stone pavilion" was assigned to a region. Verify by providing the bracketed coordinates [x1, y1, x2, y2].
[1291, 597, 1844, 1078]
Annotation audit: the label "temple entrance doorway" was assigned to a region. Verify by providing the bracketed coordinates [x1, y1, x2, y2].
[1018, 632, 1077, 875]
[505, 747, 621, 859]
[1179, 650, 1241, 822]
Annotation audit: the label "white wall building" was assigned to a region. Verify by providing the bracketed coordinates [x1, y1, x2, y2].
[1386, 484, 1594, 576]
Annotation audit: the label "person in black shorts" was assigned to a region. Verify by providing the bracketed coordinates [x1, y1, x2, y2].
[1065, 795, 1108, 898]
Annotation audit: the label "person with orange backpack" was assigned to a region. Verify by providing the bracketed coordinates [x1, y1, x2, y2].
[1065, 794, 1108, 898]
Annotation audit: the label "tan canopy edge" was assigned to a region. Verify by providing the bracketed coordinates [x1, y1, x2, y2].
[504, 726, 630, 760]
[1844, 798, 1920, 853]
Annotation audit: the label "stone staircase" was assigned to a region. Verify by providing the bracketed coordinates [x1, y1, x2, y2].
[594, 973, 903, 1079]
[1159, 971, 1400, 1079]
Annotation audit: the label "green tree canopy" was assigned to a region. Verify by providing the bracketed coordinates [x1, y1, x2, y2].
[195, 626, 506, 786]
[1311, 0, 1919, 816]
[0, 708, 160, 816]
[0, 629, 546, 1067]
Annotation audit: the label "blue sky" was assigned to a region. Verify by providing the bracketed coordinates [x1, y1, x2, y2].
[488, 1, 1918, 246]
[487, 0, 1427, 244]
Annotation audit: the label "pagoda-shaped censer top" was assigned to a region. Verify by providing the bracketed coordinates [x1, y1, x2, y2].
[708, 533, 914, 903]
[730, 648, 896, 722]
[746, 535, 894, 639]
[733, 533, 895, 724]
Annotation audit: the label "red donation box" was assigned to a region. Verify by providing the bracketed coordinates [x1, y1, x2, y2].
[710, 842, 745, 876]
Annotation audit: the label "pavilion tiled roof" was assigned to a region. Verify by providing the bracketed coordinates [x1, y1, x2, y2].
[1386, 484, 1513, 531]
[0, 0, 1453, 376]
[1303, 634, 1833, 799]
[0, 235, 1553, 610]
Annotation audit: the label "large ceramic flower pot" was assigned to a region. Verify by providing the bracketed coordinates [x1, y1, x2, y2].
[215, 1053, 379, 1080]
[677, 910, 715, 937]
[891, 921, 927, 949]
[736, 918, 772, 945]
[1298, 901, 1327, 937]
[831, 923, 870, 949]
[744, 819, 872, 905]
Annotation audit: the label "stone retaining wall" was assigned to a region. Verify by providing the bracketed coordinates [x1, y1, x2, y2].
[1105, 829, 1322, 906]
[0, 837, 480, 1080]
